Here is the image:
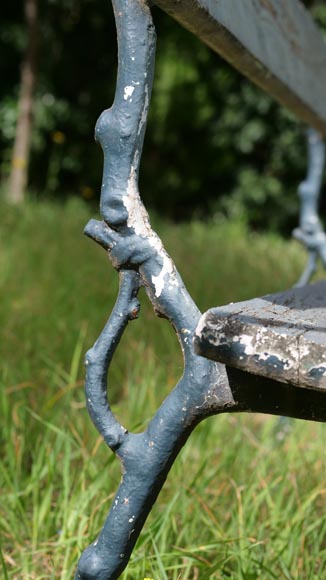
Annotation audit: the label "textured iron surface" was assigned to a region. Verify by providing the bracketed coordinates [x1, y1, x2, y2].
[195, 281, 326, 391]
[74, 1, 234, 578]
[292, 128, 326, 286]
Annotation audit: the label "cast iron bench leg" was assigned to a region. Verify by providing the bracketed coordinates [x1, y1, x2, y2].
[74, 2, 235, 578]
[293, 128, 326, 286]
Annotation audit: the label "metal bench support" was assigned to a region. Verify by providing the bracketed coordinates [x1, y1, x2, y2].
[293, 129, 326, 286]
[74, 1, 234, 578]
[74, 1, 326, 579]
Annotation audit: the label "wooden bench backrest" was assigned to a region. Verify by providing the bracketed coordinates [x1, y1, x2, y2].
[154, 0, 326, 135]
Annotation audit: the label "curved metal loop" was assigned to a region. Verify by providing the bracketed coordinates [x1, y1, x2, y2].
[84, 269, 140, 452]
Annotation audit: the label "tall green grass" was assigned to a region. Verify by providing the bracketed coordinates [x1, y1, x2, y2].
[1, 199, 325, 579]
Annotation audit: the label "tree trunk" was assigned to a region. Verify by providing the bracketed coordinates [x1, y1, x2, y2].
[7, 0, 38, 204]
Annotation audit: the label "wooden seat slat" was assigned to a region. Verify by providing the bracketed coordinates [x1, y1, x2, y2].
[194, 281, 326, 391]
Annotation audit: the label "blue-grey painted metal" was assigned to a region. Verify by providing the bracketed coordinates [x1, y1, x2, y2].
[293, 129, 326, 286]
[73, 2, 326, 578]
[74, 1, 234, 578]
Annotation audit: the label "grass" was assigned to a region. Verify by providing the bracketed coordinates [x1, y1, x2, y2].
[0, 198, 326, 579]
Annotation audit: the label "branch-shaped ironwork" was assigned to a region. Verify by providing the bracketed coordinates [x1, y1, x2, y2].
[84, 269, 140, 451]
[293, 128, 326, 287]
[74, 1, 234, 579]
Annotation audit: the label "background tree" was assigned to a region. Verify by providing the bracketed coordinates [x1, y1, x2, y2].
[0, 0, 326, 232]
[7, 0, 38, 204]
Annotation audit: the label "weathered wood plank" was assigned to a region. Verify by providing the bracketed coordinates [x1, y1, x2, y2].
[194, 281, 326, 391]
[154, 0, 326, 135]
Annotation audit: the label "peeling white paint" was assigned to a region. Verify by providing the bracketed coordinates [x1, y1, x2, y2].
[151, 254, 174, 297]
[123, 156, 178, 298]
[256, 352, 269, 361]
[138, 85, 149, 136]
[256, 326, 268, 344]
[240, 334, 255, 355]
[124, 159, 152, 238]
[299, 344, 311, 357]
[235, 331, 298, 371]
[195, 314, 208, 337]
[124, 85, 135, 101]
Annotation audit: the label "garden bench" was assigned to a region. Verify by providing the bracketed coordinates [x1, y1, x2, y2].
[74, 2, 326, 579]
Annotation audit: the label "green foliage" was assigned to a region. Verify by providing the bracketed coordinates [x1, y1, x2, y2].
[1, 200, 326, 577]
[1, 3, 326, 230]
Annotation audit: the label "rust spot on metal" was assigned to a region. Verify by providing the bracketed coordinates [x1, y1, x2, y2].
[130, 307, 139, 319]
